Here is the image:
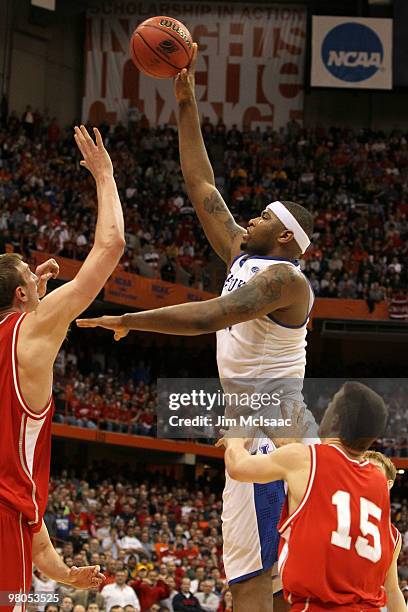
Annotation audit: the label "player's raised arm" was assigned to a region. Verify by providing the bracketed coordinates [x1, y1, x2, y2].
[18, 126, 125, 408]
[175, 43, 246, 265]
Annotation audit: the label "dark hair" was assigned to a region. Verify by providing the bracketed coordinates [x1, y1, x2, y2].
[281, 201, 314, 238]
[0, 253, 24, 309]
[334, 382, 388, 452]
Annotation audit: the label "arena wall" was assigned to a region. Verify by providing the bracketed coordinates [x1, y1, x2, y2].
[2, 0, 83, 126]
[304, 88, 408, 130]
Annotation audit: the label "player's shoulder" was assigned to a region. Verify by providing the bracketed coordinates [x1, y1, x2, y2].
[257, 261, 305, 288]
[276, 442, 311, 465]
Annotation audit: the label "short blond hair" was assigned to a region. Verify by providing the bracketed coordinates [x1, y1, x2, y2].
[0, 253, 24, 309]
[364, 450, 397, 483]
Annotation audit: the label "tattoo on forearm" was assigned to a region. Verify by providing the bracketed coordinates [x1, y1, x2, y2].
[219, 265, 298, 317]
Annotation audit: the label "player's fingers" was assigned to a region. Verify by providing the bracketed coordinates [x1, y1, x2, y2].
[294, 403, 305, 423]
[189, 41, 198, 72]
[215, 438, 225, 447]
[74, 131, 87, 158]
[76, 319, 98, 328]
[93, 127, 104, 148]
[80, 124, 96, 147]
[280, 401, 288, 421]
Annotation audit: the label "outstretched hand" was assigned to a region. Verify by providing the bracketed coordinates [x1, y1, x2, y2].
[74, 125, 113, 181]
[76, 315, 129, 341]
[174, 42, 198, 103]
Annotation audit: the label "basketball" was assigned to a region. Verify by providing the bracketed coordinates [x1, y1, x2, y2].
[130, 16, 193, 79]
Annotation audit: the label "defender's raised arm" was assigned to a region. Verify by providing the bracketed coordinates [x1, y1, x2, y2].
[18, 126, 125, 411]
[175, 44, 245, 265]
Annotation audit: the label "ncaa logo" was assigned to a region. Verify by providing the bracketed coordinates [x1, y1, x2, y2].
[251, 266, 260, 274]
[322, 22, 383, 82]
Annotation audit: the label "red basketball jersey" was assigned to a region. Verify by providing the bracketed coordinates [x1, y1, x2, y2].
[278, 444, 400, 610]
[0, 312, 53, 532]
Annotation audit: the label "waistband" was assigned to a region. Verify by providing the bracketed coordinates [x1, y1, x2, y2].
[0, 499, 31, 526]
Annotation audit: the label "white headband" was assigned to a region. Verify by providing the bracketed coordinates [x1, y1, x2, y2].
[266, 201, 311, 254]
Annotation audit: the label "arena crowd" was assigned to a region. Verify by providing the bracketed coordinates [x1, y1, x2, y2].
[0, 108, 406, 303]
[31, 463, 407, 612]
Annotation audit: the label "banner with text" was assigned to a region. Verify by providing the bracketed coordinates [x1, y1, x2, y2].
[83, 2, 306, 129]
[311, 16, 393, 90]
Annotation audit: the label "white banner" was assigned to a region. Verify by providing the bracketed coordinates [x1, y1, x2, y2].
[311, 16, 393, 90]
[82, 2, 307, 129]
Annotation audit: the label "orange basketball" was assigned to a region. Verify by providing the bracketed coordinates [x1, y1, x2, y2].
[130, 16, 193, 79]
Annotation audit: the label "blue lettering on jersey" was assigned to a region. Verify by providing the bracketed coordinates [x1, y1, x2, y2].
[223, 273, 246, 292]
[251, 443, 270, 456]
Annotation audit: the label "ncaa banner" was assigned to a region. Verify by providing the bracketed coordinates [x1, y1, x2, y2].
[311, 16, 393, 90]
[83, 2, 306, 129]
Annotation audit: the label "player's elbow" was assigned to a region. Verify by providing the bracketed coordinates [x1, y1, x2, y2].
[226, 463, 246, 482]
[99, 236, 126, 256]
[191, 309, 221, 333]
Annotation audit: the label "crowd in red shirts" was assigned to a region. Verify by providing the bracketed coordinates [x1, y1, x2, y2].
[33, 462, 407, 612]
[0, 107, 407, 303]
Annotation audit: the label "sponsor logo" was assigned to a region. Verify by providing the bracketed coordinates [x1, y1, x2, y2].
[159, 19, 192, 48]
[157, 39, 179, 55]
[321, 22, 384, 82]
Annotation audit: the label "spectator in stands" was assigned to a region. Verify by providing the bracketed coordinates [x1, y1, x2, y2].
[216, 590, 233, 611]
[120, 525, 145, 558]
[31, 570, 57, 611]
[195, 580, 220, 611]
[172, 578, 203, 611]
[101, 570, 141, 611]
[61, 596, 75, 612]
[72, 587, 105, 611]
[130, 569, 170, 611]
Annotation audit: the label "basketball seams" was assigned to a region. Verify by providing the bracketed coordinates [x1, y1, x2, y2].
[141, 23, 191, 63]
[131, 38, 166, 78]
[136, 30, 185, 72]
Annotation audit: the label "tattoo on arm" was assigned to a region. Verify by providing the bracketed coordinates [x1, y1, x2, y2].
[218, 265, 298, 318]
[203, 190, 243, 242]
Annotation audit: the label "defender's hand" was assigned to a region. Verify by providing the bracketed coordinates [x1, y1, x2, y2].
[74, 125, 113, 181]
[66, 565, 105, 589]
[174, 42, 198, 104]
[76, 315, 129, 341]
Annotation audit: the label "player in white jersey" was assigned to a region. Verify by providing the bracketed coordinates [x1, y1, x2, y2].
[77, 44, 316, 612]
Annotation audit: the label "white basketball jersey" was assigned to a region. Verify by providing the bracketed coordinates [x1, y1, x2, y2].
[216, 255, 314, 380]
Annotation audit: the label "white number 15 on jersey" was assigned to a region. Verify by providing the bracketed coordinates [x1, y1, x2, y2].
[331, 490, 382, 563]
